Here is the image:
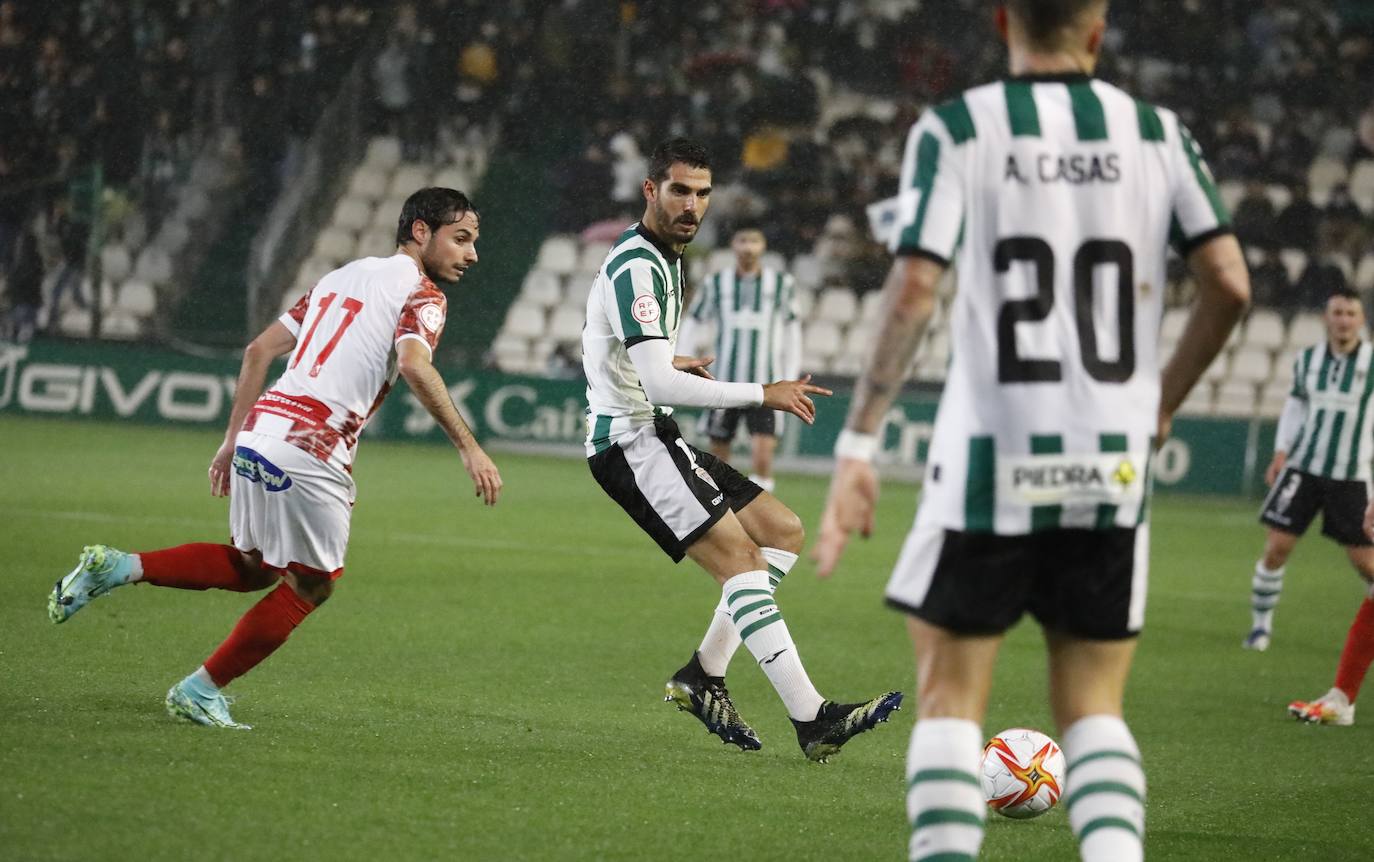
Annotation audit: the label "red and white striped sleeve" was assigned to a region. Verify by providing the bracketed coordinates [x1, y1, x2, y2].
[395, 278, 447, 356]
[279, 291, 311, 337]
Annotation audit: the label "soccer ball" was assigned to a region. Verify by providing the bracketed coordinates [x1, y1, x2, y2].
[980, 728, 1066, 819]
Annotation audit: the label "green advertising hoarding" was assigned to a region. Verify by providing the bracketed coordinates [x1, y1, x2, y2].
[0, 339, 1270, 496]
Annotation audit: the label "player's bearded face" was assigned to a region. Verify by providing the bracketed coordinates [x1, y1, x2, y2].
[652, 164, 711, 245]
[420, 211, 480, 283]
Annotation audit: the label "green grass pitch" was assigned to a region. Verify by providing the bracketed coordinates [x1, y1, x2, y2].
[0, 414, 1368, 860]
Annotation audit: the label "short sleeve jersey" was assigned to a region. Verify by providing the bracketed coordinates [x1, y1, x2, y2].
[1284, 341, 1374, 481]
[892, 74, 1232, 534]
[581, 223, 686, 455]
[246, 253, 446, 470]
[686, 268, 799, 385]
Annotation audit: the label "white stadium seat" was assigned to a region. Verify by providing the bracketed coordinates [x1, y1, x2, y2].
[1243, 310, 1287, 351]
[490, 336, 528, 373]
[843, 322, 874, 359]
[313, 227, 355, 263]
[548, 306, 584, 343]
[364, 137, 403, 171]
[348, 168, 388, 202]
[521, 269, 563, 308]
[762, 251, 787, 272]
[1287, 313, 1325, 348]
[860, 289, 884, 323]
[1349, 160, 1374, 214]
[432, 167, 472, 193]
[100, 244, 132, 283]
[564, 277, 595, 309]
[1356, 254, 1374, 291]
[1179, 384, 1213, 416]
[803, 320, 842, 362]
[578, 242, 612, 273]
[503, 304, 546, 340]
[791, 254, 822, 289]
[1278, 249, 1307, 283]
[390, 164, 431, 199]
[102, 311, 143, 340]
[1229, 346, 1273, 384]
[177, 188, 211, 223]
[1159, 307, 1189, 343]
[793, 287, 815, 321]
[353, 231, 394, 260]
[116, 279, 157, 318]
[1214, 381, 1258, 416]
[536, 236, 579, 275]
[1264, 184, 1292, 212]
[1258, 382, 1289, 418]
[706, 248, 734, 274]
[1202, 351, 1230, 384]
[1307, 156, 1348, 199]
[831, 352, 863, 376]
[815, 287, 858, 324]
[333, 197, 372, 233]
[1218, 181, 1244, 215]
[155, 219, 191, 254]
[134, 247, 173, 285]
[58, 307, 92, 337]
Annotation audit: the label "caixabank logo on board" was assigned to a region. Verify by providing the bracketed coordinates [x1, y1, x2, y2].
[0, 343, 236, 423]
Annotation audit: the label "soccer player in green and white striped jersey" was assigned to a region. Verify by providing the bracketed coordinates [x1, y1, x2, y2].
[1250, 288, 1374, 728]
[678, 225, 802, 493]
[582, 138, 903, 762]
[812, 2, 1251, 860]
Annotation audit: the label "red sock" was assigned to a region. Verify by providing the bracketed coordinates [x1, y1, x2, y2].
[139, 544, 262, 591]
[1334, 597, 1374, 703]
[203, 584, 315, 687]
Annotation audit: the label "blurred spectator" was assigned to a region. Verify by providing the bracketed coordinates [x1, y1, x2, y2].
[1295, 251, 1350, 310]
[372, 33, 416, 156]
[1274, 185, 1323, 251]
[45, 197, 89, 328]
[1213, 114, 1266, 181]
[1249, 249, 1296, 312]
[1323, 184, 1369, 255]
[4, 221, 44, 343]
[1232, 182, 1277, 250]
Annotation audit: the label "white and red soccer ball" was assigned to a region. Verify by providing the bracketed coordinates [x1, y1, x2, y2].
[980, 728, 1066, 819]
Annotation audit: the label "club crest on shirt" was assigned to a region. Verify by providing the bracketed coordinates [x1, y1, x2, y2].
[419, 303, 444, 332]
[632, 295, 660, 324]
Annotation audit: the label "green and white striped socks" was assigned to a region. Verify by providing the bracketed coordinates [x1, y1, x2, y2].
[721, 566, 823, 720]
[905, 718, 985, 862]
[696, 548, 796, 676]
[1063, 715, 1145, 862]
[1250, 560, 1285, 631]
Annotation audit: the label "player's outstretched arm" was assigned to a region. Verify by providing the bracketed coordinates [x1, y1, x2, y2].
[1159, 234, 1251, 441]
[396, 339, 502, 506]
[813, 254, 943, 578]
[210, 321, 297, 497]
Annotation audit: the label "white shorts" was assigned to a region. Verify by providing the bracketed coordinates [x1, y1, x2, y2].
[229, 431, 355, 576]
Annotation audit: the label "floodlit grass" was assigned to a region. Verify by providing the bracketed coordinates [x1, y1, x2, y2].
[1, 415, 1367, 860]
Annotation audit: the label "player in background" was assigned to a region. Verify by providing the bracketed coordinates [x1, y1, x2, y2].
[583, 138, 902, 762]
[48, 188, 502, 729]
[813, 2, 1248, 859]
[1260, 290, 1374, 726]
[677, 224, 802, 493]
[1245, 289, 1374, 660]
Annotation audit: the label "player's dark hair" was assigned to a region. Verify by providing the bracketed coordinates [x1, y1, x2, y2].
[1005, 0, 1107, 47]
[396, 187, 477, 245]
[1328, 286, 1361, 304]
[732, 222, 767, 239]
[647, 138, 712, 184]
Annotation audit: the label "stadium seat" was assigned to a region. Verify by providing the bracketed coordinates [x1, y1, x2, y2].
[333, 197, 372, 233]
[503, 304, 546, 340]
[804, 320, 842, 362]
[370, 198, 404, 230]
[1349, 160, 1374, 214]
[155, 219, 191, 254]
[1202, 352, 1230, 384]
[564, 277, 595, 309]
[1179, 384, 1213, 416]
[1214, 381, 1258, 416]
[134, 247, 173, 285]
[100, 244, 132, 283]
[842, 322, 874, 359]
[815, 288, 858, 324]
[177, 188, 211, 223]
[364, 137, 403, 171]
[296, 257, 334, 290]
[1229, 346, 1273, 384]
[490, 336, 529, 374]
[762, 251, 787, 272]
[116, 279, 157, 318]
[1287, 313, 1325, 348]
[536, 236, 579, 275]
[1355, 254, 1374, 291]
[548, 306, 584, 343]
[390, 165, 431, 199]
[1307, 157, 1348, 199]
[1159, 308, 1189, 343]
[791, 254, 822, 289]
[578, 242, 612, 273]
[1244, 310, 1286, 351]
[914, 354, 948, 382]
[1218, 181, 1244, 214]
[1258, 382, 1289, 417]
[706, 248, 734, 274]
[57, 307, 92, 337]
[431, 166, 472, 193]
[1279, 249, 1308, 283]
[353, 231, 394, 260]
[348, 168, 388, 202]
[1264, 184, 1292, 212]
[102, 311, 143, 340]
[793, 287, 815, 321]
[859, 289, 884, 323]
[521, 269, 563, 308]
[831, 352, 863, 377]
[314, 227, 355, 264]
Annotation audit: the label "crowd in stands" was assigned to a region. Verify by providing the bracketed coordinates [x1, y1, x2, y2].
[542, 0, 1374, 313]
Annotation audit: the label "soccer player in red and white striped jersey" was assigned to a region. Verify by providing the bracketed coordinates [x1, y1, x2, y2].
[49, 188, 502, 729]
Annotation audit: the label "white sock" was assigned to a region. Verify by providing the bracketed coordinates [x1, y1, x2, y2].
[1064, 715, 1145, 862]
[1251, 560, 1284, 631]
[696, 548, 798, 676]
[749, 474, 776, 493]
[128, 553, 145, 583]
[906, 718, 986, 862]
[722, 570, 824, 720]
[184, 665, 221, 697]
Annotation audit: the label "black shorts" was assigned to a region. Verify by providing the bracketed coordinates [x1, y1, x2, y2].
[588, 415, 763, 562]
[703, 406, 778, 441]
[1259, 466, 1372, 547]
[884, 524, 1146, 640]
